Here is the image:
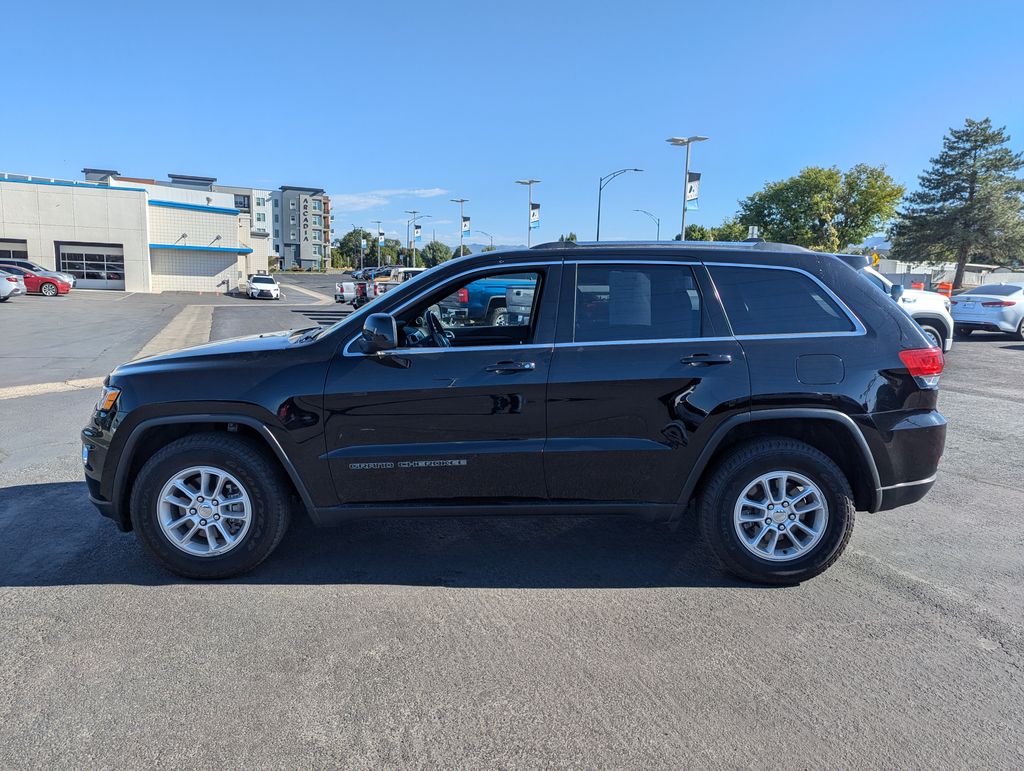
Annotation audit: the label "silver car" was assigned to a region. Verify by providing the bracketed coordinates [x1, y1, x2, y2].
[951, 282, 1024, 339]
[0, 258, 77, 288]
[0, 268, 26, 300]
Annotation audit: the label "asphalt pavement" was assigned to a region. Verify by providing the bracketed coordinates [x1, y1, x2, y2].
[0, 289, 1022, 767]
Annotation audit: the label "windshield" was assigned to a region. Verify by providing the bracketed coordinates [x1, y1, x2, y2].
[962, 284, 1022, 297]
[252, 276, 275, 284]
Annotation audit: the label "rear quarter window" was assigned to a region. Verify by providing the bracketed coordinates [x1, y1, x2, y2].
[709, 265, 855, 336]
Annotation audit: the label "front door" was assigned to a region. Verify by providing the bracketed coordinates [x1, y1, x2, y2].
[544, 260, 750, 503]
[323, 264, 560, 504]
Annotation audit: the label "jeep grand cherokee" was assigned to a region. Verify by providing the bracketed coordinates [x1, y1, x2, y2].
[82, 241, 947, 583]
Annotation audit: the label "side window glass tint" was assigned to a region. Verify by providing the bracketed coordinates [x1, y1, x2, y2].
[574, 264, 702, 342]
[709, 266, 854, 335]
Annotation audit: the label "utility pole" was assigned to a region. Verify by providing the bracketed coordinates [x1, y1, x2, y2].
[477, 230, 495, 249]
[405, 211, 430, 267]
[516, 179, 540, 246]
[451, 198, 468, 256]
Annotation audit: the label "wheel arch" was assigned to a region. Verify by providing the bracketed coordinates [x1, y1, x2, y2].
[677, 409, 882, 515]
[913, 312, 953, 340]
[112, 415, 316, 531]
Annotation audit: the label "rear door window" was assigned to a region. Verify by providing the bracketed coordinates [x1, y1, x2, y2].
[573, 263, 702, 342]
[709, 266, 855, 335]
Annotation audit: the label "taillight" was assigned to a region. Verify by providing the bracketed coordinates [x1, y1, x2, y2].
[949, 300, 957, 305]
[899, 346, 944, 388]
[457, 287, 469, 303]
[981, 300, 1016, 307]
[4, 276, 16, 283]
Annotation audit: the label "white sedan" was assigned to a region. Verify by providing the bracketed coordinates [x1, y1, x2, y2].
[247, 274, 281, 300]
[951, 282, 1024, 339]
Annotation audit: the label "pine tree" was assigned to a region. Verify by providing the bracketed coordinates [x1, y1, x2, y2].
[891, 118, 1024, 287]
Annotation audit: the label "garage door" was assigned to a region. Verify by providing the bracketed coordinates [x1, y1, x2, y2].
[59, 245, 125, 290]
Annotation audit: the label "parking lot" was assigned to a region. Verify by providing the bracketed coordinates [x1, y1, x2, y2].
[1, 283, 1022, 767]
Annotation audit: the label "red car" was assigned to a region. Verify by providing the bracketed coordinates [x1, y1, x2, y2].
[1, 265, 71, 296]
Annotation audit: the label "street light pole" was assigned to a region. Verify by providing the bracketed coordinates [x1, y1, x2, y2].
[666, 135, 709, 240]
[477, 230, 495, 249]
[370, 219, 383, 267]
[405, 211, 430, 267]
[451, 198, 468, 256]
[352, 223, 364, 270]
[516, 179, 540, 246]
[596, 168, 642, 241]
[633, 209, 660, 241]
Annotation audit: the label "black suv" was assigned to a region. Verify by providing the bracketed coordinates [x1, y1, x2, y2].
[82, 242, 947, 583]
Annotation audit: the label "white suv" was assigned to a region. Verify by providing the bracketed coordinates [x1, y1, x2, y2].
[247, 274, 281, 300]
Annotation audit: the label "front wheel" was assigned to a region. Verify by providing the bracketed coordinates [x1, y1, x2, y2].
[130, 433, 291, 579]
[919, 324, 943, 349]
[40, 282, 58, 296]
[698, 438, 855, 584]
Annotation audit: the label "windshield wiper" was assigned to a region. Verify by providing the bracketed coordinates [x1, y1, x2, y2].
[295, 326, 324, 343]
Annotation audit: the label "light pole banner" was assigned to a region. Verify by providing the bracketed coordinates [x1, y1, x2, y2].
[461, 216, 471, 237]
[414, 224, 422, 242]
[378, 232, 385, 247]
[686, 171, 701, 205]
[360, 238, 367, 251]
[530, 203, 540, 229]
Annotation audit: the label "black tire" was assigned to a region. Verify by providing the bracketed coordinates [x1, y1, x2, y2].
[0, 296, 8, 302]
[40, 282, 58, 297]
[698, 438, 855, 584]
[919, 323, 943, 349]
[486, 305, 509, 326]
[130, 433, 291, 579]
[1017, 319, 1024, 342]
[954, 326, 972, 338]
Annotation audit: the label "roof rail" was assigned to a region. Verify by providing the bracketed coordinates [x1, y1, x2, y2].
[531, 240, 578, 249]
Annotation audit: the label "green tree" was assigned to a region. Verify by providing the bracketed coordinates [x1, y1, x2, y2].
[481, 244, 498, 252]
[890, 118, 1024, 287]
[681, 218, 746, 242]
[452, 245, 472, 257]
[336, 228, 373, 265]
[420, 240, 452, 268]
[738, 164, 904, 252]
[558, 232, 578, 242]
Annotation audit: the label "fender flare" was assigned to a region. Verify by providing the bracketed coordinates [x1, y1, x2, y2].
[111, 414, 317, 522]
[676, 408, 883, 513]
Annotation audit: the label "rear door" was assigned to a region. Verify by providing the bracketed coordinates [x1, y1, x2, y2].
[544, 259, 749, 503]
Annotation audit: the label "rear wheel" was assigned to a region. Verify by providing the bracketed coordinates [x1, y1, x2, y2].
[487, 305, 509, 326]
[40, 282, 58, 297]
[1017, 318, 1024, 341]
[698, 438, 855, 584]
[130, 433, 291, 579]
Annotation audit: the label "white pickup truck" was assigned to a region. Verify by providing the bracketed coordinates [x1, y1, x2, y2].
[863, 266, 954, 352]
[336, 267, 426, 307]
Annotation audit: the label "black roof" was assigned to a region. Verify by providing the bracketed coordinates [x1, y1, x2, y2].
[530, 240, 813, 253]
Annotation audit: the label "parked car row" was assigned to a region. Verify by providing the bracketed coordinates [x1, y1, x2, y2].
[0, 262, 73, 300]
[336, 266, 426, 306]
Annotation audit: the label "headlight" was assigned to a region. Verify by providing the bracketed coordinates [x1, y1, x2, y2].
[97, 385, 121, 411]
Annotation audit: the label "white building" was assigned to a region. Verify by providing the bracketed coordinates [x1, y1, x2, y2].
[0, 169, 271, 293]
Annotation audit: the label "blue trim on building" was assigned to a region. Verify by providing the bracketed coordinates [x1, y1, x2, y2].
[0, 177, 147, 193]
[148, 199, 240, 215]
[150, 243, 253, 254]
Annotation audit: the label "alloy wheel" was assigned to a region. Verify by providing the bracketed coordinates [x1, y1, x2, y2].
[157, 466, 252, 557]
[732, 470, 829, 562]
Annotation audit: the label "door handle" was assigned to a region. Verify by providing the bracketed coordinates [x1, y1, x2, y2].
[680, 353, 733, 366]
[485, 361, 536, 373]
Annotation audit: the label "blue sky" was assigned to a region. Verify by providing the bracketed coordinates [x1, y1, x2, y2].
[3, 0, 1022, 246]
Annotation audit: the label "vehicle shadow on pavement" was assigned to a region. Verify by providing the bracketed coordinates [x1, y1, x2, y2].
[0, 482, 760, 589]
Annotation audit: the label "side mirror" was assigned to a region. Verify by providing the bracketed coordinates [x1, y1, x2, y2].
[360, 313, 398, 353]
[890, 284, 905, 302]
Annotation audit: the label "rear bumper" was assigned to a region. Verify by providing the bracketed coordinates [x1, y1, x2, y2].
[953, 312, 1018, 333]
[878, 474, 936, 511]
[954, 319, 1017, 333]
